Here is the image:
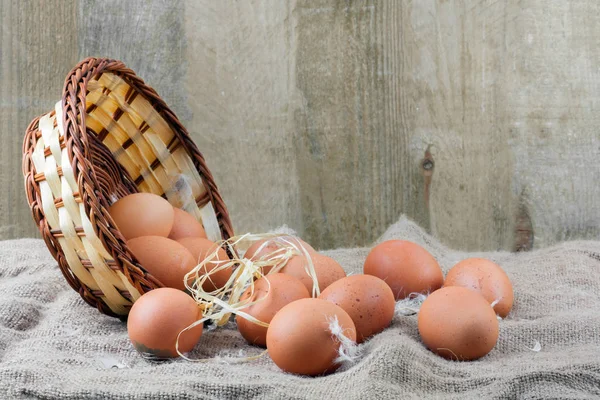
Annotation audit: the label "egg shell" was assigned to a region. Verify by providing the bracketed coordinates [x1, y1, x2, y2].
[318, 274, 395, 343]
[236, 273, 310, 347]
[443, 258, 514, 317]
[245, 237, 316, 275]
[127, 288, 203, 358]
[177, 237, 232, 292]
[108, 193, 174, 240]
[418, 286, 499, 361]
[266, 298, 356, 376]
[364, 240, 443, 300]
[168, 207, 207, 241]
[280, 254, 346, 294]
[127, 236, 196, 291]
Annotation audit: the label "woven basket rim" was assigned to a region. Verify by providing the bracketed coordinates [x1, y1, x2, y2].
[22, 57, 234, 317]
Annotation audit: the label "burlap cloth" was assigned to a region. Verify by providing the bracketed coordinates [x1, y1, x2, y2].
[1, 217, 599, 399]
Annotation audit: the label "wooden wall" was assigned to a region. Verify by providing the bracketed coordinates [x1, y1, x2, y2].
[2, 0, 599, 251]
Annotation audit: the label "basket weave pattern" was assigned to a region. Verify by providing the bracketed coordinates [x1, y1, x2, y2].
[22, 58, 233, 317]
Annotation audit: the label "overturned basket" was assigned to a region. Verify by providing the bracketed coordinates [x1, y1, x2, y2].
[22, 57, 234, 318]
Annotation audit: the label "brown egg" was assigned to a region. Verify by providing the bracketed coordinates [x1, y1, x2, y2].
[127, 236, 196, 291]
[418, 286, 499, 361]
[245, 237, 316, 275]
[236, 274, 310, 347]
[177, 237, 232, 292]
[319, 274, 395, 343]
[280, 254, 346, 294]
[266, 298, 356, 376]
[443, 258, 514, 317]
[364, 240, 443, 300]
[168, 207, 207, 241]
[127, 288, 203, 359]
[108, 193, 174, 240]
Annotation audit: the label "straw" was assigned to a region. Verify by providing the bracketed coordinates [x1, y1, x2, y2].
[175, 233, 318, 361]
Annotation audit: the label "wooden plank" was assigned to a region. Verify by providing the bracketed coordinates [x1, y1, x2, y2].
[2, 0, 599, 252]
[0, 0, 79, 240]
[183, 0, 303, 241]
[294, 0, 599, 251]
[503, 0, 600, 248]
[400, 0, 518, 251]
[292, 0, 516, 250]
[293, 1, 427, 250]
[377, 0, 600, 251]
[78, 0, 189, 120]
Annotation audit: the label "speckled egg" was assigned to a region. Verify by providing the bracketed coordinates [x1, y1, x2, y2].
[266, 298, 356, 376]
[364, 240, 443, 300]
[319, 274, 395, 342]
[443, 258, 514, 317]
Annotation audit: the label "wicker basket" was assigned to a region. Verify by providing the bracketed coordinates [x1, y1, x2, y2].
[22, 57, 234, 318]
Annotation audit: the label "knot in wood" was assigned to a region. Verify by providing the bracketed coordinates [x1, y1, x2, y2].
[422, 159, 434, 171]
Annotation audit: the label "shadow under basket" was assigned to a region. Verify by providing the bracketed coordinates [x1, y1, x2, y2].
[22, 57, 234, 318]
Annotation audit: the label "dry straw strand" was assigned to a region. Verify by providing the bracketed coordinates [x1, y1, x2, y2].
[176, 233, 318, 362]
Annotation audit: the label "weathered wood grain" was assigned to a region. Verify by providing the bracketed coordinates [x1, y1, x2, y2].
[0, 0, 78, 239]
[503, 0, 600, 248]
[2, 0, 599, 252]
[183, 0, 304, 241]
[78, 0, 189, 120]
[294, 0, 600, 250]
[400, 0, 518, 251]
[293, 1, 430, 249]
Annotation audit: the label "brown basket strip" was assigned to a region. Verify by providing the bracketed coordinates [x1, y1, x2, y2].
[85, 73, 210, 216]
[23, 57, 233, 317]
